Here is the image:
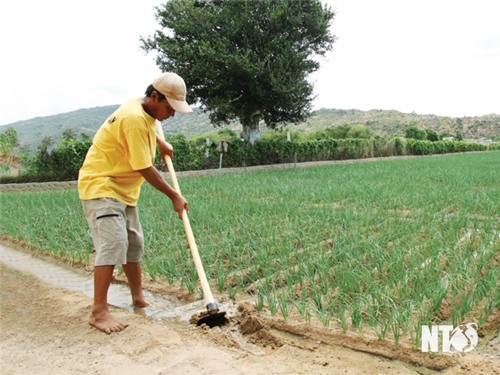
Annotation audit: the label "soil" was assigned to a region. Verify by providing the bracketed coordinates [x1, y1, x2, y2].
[1, 243, 499, 375]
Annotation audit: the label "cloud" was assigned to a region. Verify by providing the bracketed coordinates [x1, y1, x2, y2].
[313, 0, 500, 116]
[1, 0, 498, 125]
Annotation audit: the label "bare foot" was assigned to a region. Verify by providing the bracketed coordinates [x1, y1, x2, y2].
[133, 297, 153, 308]
[89, 309, 128, 334]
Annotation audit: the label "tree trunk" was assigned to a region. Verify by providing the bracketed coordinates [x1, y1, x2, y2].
[240, 112, 262, 145]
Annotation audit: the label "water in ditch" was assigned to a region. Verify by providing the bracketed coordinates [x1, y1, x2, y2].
[0, 243, 231, 324]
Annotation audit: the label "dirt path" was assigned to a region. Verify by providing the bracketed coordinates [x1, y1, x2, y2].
[1, 244, 499, 375]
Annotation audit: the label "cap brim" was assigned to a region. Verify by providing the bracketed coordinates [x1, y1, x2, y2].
[166, 97, 192, 113]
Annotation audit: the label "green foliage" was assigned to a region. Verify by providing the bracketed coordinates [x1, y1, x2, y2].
[334, 139, 372, 160]
[406, 139, 487, 155]
[347, 124, 372, 139]
[2, 152, 499, 346]
[306, 124, 353, 140]
[404, 126, 427, 140]
[261, 128, 301, 143]
[439, 131, 454, 139]
[393, 136, 407, 155]
[0, 163, 9, 175]
[0, 128, 18, 161]
[425, 129, 440, 142]
[141, 0, 336, 142]
[0, 105, 119, 153]
[4, 107, 499, 153]
[371, 135, 396, 157]
[2, 122, 493, 183]
[190, 128, 240, 147]
[406, 126, 449, 142]
[22, 137, 92, 180]
[164, 133, 206, 171]
[62, 128, 78, 141]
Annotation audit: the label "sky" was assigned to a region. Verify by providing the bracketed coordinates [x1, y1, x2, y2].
[0, 0, 499, 125]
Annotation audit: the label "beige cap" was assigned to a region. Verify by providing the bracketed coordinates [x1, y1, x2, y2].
[151, 72, 192, 113]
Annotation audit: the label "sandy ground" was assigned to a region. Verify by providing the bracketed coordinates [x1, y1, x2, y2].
[1, 248, 499, 375]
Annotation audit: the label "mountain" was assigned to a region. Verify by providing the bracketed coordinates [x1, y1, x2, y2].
[298, 109, 500, 140]
[1, 105, 498, 152]
[0, 106, 224, 152]
[0, 106, 119, 152]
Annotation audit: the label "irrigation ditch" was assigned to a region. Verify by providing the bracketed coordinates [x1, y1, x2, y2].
[1, 239, 499, 373]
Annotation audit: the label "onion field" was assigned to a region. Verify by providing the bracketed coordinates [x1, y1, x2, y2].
[1, 152, 499, 347]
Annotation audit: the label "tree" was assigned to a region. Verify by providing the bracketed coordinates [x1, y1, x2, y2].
[62, 128, 77, 141]
[0, 128, 18, 166]
[347, 124, 372, 139]
[324, 124, 351, 139]
[425, 129, 439, 142]
[22, 135, 92, 179]
[404, 126, 427, 140]
[440, 131, 454, 139]
[141, 0, 335, 144]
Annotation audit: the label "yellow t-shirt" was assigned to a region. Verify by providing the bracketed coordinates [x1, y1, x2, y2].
[78, 98, 157, 206]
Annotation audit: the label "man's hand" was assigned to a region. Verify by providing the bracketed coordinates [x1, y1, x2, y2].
[172, 193, 188, 220]
[156, 135, 174, 159]
[138, 166, 188, 220]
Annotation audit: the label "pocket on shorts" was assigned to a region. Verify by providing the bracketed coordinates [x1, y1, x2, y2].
[94, 207, 127, 244]
[94, 207, 129, 265]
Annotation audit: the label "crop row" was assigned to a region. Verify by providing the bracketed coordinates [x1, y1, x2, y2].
[1, 152, 498, 346]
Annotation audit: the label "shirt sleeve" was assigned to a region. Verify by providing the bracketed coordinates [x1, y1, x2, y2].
[125, 122, 153, 171]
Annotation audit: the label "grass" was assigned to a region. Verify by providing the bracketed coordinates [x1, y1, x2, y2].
[1, 151, 499, 345]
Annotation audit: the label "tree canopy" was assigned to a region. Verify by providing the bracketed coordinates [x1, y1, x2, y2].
[141, 0, 335, 143]
[0, 128, 18, 165]
[404, 126, 427, 140]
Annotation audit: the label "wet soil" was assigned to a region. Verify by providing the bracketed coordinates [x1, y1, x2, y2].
[1, 241, 498, 375]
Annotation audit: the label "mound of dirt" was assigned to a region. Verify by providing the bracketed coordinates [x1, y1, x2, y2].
[2, 239, 499, 375]
[237, 302, 284, 349]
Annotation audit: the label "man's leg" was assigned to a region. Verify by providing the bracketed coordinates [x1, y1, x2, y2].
[83, 198, 130, 334]
[122, 262, 152, 307]
[124, 205, 151, 308]
[90, 265, 128, 334]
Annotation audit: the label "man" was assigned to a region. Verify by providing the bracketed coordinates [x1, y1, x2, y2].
[78, 72, 192, 334]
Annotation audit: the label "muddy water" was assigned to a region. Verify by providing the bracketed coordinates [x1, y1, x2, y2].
[0, 243, 227, 324]
[0, 242, 270, 356]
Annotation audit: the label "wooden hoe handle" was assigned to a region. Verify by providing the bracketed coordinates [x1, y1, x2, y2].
[156, 122, 216, 309]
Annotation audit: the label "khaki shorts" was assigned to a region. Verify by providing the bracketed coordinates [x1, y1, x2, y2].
[82, 198, 144, 266]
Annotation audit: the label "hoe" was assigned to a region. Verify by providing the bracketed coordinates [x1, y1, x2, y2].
[156, 122, 227, 327]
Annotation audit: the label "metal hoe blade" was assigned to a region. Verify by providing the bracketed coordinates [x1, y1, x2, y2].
[196, 311, 228, 328]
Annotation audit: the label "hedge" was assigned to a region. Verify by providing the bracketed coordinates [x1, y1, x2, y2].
[1, 135, 497, 184]
[406, 139, 487, 155]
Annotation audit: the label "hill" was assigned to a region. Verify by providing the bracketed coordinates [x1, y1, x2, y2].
[298, 109, 500, 140]
[1, 106, 498, 152]
[0, 106, 119, 152]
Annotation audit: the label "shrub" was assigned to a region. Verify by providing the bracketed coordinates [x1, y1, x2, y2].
[2, 131, 494, 184]
[393, 137, 407, 156]
[405, 126, 427, 140]
[22, 138, 92, 180]
[489, 143, 500, 151]
[163, 134, 206, 171]
[406, 139, 487, 156]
